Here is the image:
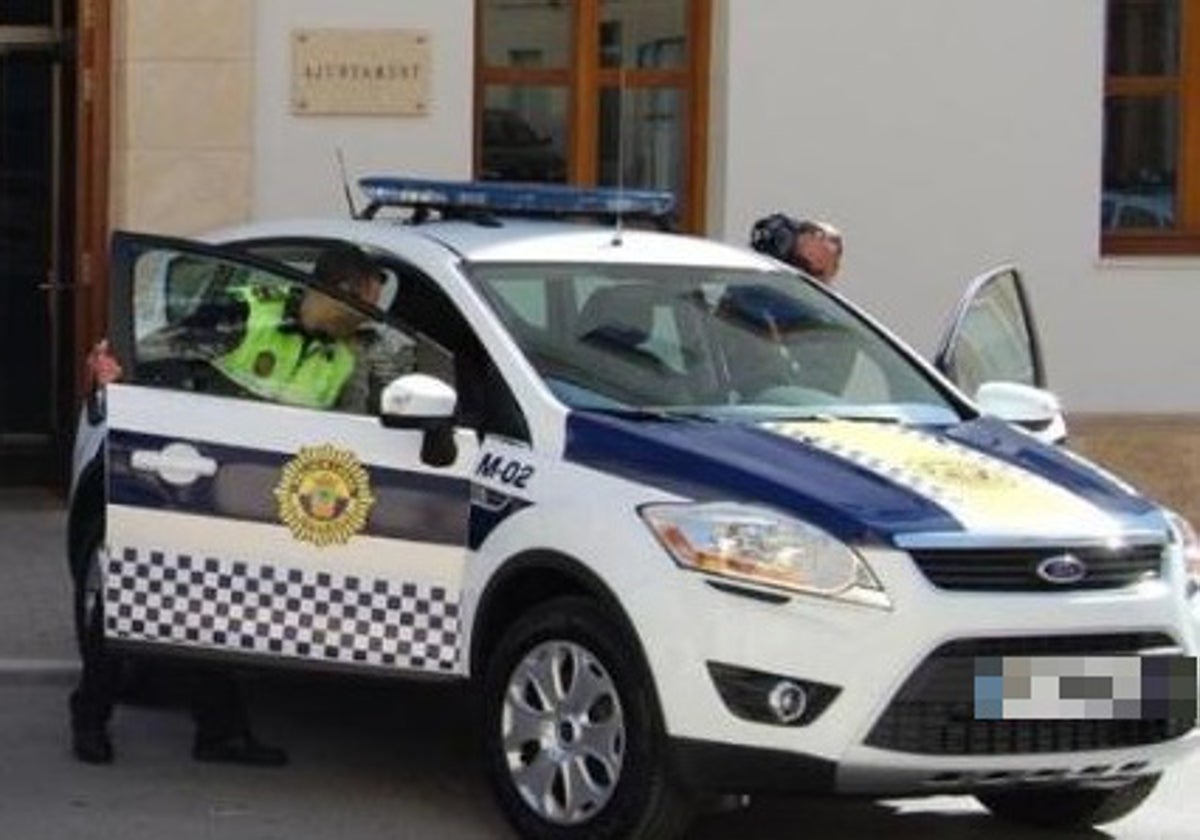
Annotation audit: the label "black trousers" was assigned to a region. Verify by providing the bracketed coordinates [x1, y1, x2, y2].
[70, 601, 251, 746]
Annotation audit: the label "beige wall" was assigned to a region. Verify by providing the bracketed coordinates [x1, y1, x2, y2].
[110, 0, 254, 235]
[252, 0, 473, 219]
[1070, 415, 1200, 528]
[719, 1, 1200, 415]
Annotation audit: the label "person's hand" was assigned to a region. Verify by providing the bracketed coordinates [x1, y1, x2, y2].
[87, 339, 123, 387]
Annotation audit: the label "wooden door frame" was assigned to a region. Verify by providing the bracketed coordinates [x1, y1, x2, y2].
[72, 0, 110, 411]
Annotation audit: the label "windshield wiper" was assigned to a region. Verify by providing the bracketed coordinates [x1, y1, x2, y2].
[828, 413, 902, 424]
[661, 409, 721, 423]
[774, 412, 901, 424]
[586, 407, 720, 423]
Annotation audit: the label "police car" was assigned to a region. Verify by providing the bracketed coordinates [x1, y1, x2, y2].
[70, 177, 1200, 839]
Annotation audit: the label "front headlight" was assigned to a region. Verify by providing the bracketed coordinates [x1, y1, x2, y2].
[1166, 509, 1200, 599]
[639, 502, 891, 609]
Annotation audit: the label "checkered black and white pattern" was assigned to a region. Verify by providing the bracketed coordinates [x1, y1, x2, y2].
[105, 547, 461, 672]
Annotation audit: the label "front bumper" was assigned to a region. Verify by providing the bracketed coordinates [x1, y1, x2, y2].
[668, 731, 1200, 797]
[634, 546, 1200, 797]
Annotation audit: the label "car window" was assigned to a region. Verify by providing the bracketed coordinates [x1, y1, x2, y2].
[574, 276, 691, 373]
[128, 246, 418, 416]
[232, 240, 401, 315]
[941, 269, 1038, 396]
[488, 276, 549, 330]
[379, 258, 530, 442]
[471, 263, 963, 424]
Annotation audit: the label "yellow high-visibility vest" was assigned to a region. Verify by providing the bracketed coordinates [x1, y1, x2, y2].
[213, 286, 355, 409]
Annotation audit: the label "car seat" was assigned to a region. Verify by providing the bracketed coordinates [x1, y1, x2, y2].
[576, 284, 675, 374]
[574, 283, 693, 403]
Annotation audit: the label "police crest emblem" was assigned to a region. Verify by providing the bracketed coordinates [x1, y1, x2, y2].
[274, 444, 375, 546]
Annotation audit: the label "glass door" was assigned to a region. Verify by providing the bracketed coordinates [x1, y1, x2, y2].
[0, 1, 68, 479]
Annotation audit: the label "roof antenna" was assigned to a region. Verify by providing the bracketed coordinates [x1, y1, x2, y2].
[337, 147, 360, 219]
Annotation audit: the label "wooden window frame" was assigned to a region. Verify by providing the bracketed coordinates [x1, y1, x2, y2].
[474, 0, 710, 232]
[1103, 0, 1200, 255]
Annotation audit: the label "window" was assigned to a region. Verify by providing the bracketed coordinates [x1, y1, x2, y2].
[940, 272, 1039, 397]
[471, 262, 960, 424]
[1103, 0, 1200, 254]
[129, 246, 417, 416]
[475, 0, 711, 231]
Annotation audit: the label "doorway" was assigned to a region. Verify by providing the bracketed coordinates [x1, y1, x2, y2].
[0, 0, 75, 484]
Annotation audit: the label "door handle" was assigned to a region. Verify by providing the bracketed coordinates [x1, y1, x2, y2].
[38, 269, 72, 292]
[130, 442, 218, 486]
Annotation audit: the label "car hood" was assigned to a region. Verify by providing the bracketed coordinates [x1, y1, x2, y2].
[564, 413, 1164, 545]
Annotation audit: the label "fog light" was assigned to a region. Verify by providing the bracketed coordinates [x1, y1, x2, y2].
[707, 662, 840, 727]
[767, 680, 808, 724]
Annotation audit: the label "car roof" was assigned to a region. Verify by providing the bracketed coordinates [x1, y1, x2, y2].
[418, 219, 773, 268]
[204, 216, 777, 271]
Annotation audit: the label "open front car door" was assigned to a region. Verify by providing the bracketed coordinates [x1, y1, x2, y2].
[935, 265, 1066, 443]
[100, 231, 475, 676]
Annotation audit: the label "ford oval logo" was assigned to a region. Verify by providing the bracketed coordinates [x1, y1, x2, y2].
[1036, 554, 1088, 585]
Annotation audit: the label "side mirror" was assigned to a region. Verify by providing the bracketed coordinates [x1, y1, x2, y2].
[974, 381, 1067, 445]
[379, 374, 459, 467]
[380, 374, 456, 425]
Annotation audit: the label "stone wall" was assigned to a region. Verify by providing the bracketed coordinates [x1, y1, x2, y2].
[110, 0, 254, 234]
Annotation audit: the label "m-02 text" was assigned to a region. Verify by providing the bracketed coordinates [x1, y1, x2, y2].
[474, 452, 535, 489]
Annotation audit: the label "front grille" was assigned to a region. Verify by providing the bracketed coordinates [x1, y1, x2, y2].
[909, 544, 1164, 592]
[865, 634, 1195, 756]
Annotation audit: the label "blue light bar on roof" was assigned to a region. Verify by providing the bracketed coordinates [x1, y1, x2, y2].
[358, 176, 675, 222]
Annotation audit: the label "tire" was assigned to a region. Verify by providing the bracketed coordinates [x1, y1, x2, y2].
[481, 596, 694, 840]
[70, 516, 105, 655]
[977, 774, 1161, 829]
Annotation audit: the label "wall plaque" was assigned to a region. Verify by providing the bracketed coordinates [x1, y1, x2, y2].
[292, 29, 430, 116]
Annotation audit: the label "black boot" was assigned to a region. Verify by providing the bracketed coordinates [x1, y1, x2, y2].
[72, 725, 115, 764]
[69, 683, 116, 765]
[188, 664, 287, 767]
[70, 590, 120, 766]
[192, 732, 288, 767]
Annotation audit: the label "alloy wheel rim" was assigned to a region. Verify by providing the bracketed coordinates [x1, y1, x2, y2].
[501, 639, 626, 825]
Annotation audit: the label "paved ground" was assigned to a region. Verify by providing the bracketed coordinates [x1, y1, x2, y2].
[2, 488, 1198, 838]
[2, 668, 1198, 839]
[0, 487, 75, 667]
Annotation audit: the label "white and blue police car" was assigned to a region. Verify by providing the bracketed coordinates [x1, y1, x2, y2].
[70, 178, 1200, 839]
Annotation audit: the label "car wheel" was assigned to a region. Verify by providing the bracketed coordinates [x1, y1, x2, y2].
[976, 774, 1161, 829]
[71, 517, 105, 654]
[482, 596, 693, 840]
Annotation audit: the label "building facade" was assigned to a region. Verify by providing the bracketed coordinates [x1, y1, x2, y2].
[1, 0, 1197, 520]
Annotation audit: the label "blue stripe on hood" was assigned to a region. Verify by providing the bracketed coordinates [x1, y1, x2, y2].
[564, 412, 959, 543]
[564, 413, 1160, 545]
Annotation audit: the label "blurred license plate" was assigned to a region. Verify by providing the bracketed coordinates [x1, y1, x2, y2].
[973, 655, 1197, 721]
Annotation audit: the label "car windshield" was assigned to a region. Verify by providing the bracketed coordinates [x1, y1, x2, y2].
[470, 262, 963, 424]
